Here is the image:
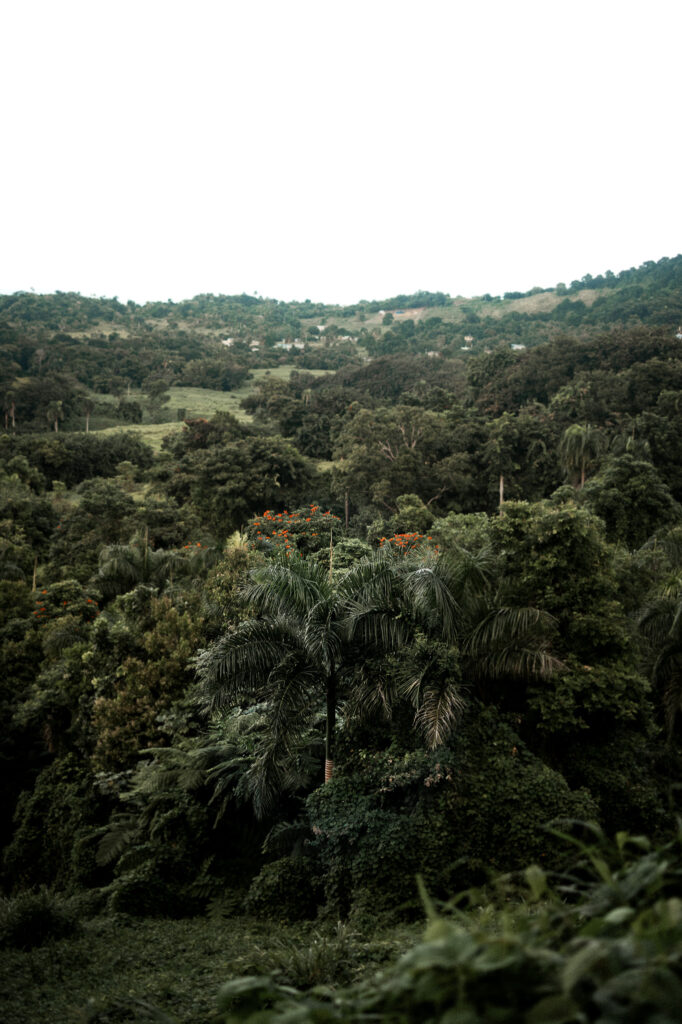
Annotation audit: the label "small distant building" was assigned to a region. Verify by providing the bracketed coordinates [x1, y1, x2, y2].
[464, 334, 474, 343]
[511, 343, 526, 351]
[274, 340, 305, 351]
[221, 338, 234, 347]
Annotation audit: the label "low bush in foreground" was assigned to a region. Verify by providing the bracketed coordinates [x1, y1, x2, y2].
[0, 888, 80, 950]
[218, 823, 682, 1023]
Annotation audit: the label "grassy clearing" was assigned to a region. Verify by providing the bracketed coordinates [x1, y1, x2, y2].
[94, 421, 184, 453]
[90, 368, 335, 451]
[0, 915, 418, 1024]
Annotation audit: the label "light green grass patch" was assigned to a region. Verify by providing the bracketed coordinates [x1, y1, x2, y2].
[95, 421, 184, 452]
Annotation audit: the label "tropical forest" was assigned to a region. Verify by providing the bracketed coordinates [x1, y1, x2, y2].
[2, 254, 682, 1022]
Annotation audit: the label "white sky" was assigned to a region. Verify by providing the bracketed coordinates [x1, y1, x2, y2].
[1, 0, 681, 306]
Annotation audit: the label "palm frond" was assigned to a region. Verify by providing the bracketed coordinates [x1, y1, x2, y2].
[639, 596, 678, 647]
[344, 670, 396, 726]
[467, 606, 560, 681]
[97, 543, 143, 594]
[242, 556, 330, 619]
[303, 606, 343, 672]
[336, 552, 399, 609]
[96, 814, 138, 866]
[400, 564, 461, 640]
[345, 606, 410, 653]
[662, 656, 682, 740]
[436, 546, 496, 601]
[413, 677, 467, 749]
[230, 662, 322, 818]
[194, 617, 295, 710]
[262, 818, 311, 859]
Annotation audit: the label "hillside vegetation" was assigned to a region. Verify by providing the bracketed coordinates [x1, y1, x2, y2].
[2, 253, 682, 1021]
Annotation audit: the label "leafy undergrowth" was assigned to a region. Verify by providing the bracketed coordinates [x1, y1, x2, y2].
[217, 824, 682, 1023]
[0, 913, 417, 1024]
[3, 825, 682, 1023]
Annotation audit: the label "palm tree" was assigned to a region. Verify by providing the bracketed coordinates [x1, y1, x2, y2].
[195, 553, 405, 811]
[3, 389, 16, 431]
[83, 396, 95, 433]
[559, 423, 605, 489]
[195, 547, 559, 813]
[637, 529, 682, 742]
[46, 400, 64, 433]
[96, 533, 193, 599]
[358, 547, 560, 742]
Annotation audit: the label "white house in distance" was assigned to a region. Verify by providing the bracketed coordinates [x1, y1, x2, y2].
[274, 340, 305, 351]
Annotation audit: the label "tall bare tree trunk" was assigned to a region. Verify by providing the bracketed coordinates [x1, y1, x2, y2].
[325, 672, 336, 782]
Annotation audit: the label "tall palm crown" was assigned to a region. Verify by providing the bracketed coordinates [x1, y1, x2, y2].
[559, 423, 605, 489]
[195, 553, 402, 809]
[195, 547, 558, 814]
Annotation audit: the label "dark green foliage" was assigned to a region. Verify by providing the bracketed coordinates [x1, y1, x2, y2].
[244, 857, 323, 921]
[1, 432, 154, 487]
[441, 709, 598, 877]
[0, 888, 80, 950]
[3, 275, 682, 1023]
[526, 655, 651, 734]
[217, 825, 682, 1023]
[306, 710, 596, 917]
[561, 728, 667, 836]
[168, 435, 315, 537]
[582, 454, 682, 549]
[3, 756, 110, 892]
[106, 850, 199, 918]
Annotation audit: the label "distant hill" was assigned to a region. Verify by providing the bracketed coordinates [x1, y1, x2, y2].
[1, 253, 681, 434]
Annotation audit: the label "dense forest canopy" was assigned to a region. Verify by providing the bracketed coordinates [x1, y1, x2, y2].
[2, 253, 682, 1022]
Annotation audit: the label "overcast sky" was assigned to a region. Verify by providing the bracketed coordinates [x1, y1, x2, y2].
[1, 0, 680, 305]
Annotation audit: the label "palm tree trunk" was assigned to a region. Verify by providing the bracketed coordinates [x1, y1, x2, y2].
[325, 672, 336, 782]
[499, 473, 504, 515]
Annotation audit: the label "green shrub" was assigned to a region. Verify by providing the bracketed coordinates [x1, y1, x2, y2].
[561, 727, 667, 836]
[106, 848, 200, 918]
[3, 756, 110, 892]
[244, 856, 323, 921]
[307, 709, 598, 917]
[233, 921, 362, 989]
[0, 888, 80, 950]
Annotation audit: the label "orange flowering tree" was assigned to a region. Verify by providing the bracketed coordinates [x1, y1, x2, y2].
[379, 532, 439, 555]
[248, 504, 342, 557]
[32, 580, 100, 625]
